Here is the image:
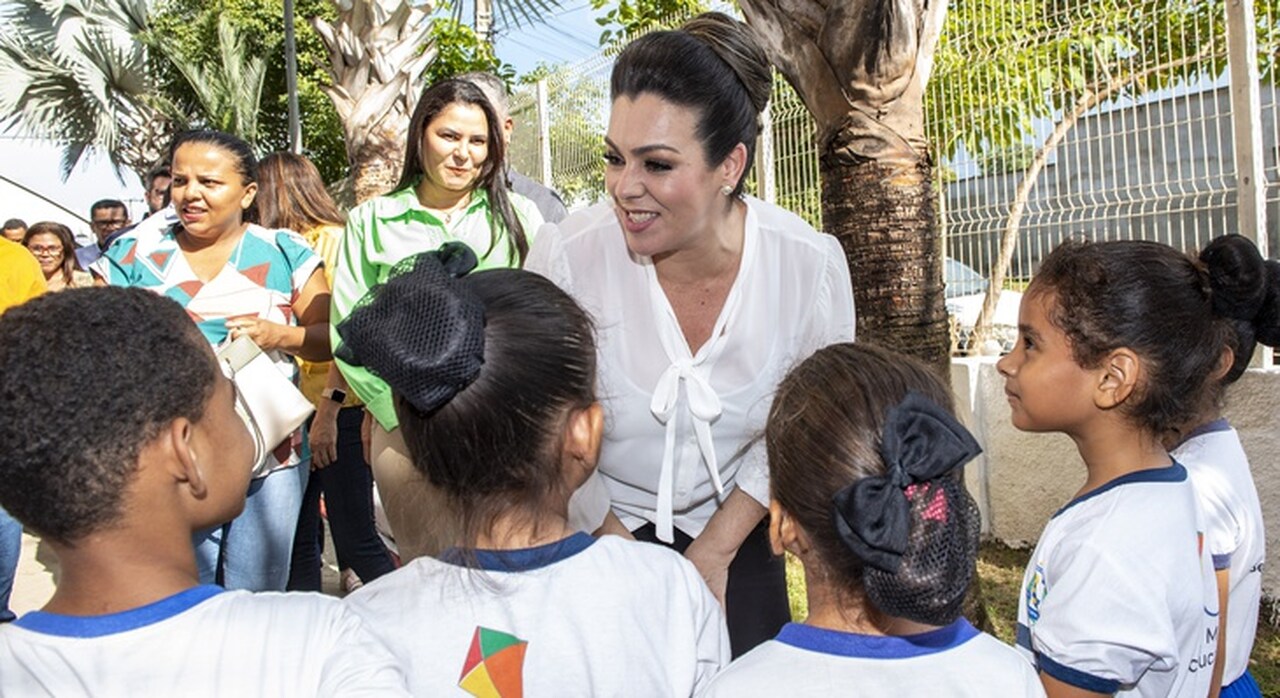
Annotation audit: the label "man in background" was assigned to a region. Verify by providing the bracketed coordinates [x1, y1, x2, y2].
[144, 164, 171, 215]
[459, 72, 569, 223]
[76, 199, 130, 268]
[2, 219, 26, 244]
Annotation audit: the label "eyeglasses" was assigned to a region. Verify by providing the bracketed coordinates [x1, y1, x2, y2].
[91, 219, 128, 230]
[28, 245, 63, 256]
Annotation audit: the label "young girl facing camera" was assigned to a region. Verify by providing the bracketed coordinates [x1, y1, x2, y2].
[704, 343, 1044, 697]
[998, 239, 1242, 698]
[337, 244, 728, 696]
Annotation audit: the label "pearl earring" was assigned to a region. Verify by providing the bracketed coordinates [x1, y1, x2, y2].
[721, 184, 733, 196]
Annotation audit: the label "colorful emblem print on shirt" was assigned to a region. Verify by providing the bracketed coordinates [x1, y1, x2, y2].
[1025, 563, 1047, 623]
[458, 626, 528, 698]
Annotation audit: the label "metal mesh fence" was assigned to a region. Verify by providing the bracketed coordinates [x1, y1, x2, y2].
[509, 2, 1275, 353]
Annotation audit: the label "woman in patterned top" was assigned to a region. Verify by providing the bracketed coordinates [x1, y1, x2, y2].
[95, 129, 331, 591]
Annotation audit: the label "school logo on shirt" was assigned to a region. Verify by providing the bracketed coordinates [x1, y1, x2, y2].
[1025, 563, 1047, 623]
[459, 626, 527, 698]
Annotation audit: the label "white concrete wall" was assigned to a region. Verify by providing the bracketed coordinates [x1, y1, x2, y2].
[954, 358, 1280, 597]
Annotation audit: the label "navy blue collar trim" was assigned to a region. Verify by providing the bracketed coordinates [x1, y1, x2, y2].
[773, 619, 980, 659]
[1053, 462, 1187, 519]
[1171, 418, 1232, 450]
[439, 531, 596, 572]
[13, 585, 224, 638]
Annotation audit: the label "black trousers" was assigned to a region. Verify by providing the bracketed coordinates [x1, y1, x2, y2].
[632, 520, 791, 658]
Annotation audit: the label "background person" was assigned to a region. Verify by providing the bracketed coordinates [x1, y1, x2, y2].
[94, 130, 331, 592]
[23, 222, 92, 291]
[527, 12, 855, 658]
[459, 71, 570, 223]
[256, 151, 398, 593]
[2, 219, 27, 243]
[145, 163, 172, 215]
[331, 78, 543, 561]
[75, 199, 131, 268]
[0, 234, 44, 625]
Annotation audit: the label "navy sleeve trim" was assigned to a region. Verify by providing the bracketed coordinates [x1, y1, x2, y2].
[1036, 652, 1123, 694]
[1212, 553, 1233, 570]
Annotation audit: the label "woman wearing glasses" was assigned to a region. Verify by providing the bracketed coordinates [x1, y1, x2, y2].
[23, 222, 92, 291]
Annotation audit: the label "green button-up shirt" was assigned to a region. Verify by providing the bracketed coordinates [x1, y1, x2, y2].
[331, 182, 543, 430]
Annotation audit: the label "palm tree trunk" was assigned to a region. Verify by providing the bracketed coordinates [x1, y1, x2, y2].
[821, 152, 950, 372]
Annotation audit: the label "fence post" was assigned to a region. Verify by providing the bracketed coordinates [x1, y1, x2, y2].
[537, 79, 553, 189]
[1227, 0, 1266, 254]
[1226, 0, 1271, 366]
[756, 102, 776, 204]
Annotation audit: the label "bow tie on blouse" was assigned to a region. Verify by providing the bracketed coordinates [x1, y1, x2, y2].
[645, 268, 744, 543]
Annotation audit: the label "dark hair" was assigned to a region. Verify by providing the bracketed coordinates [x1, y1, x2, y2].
[457, 71, 510, 119]
[3, 218, 26, 230]
[767, 343, 976, 617]
[1198, 234, 1280, 385]
[257, 152, 345, 234]
[90, 199, 127, 217]
[398, 79, 527, 264]
[147, 163, 171, 186]
[0, 287, 218, 543]
[23, 221, 82, 283]
[611, 12, 771, 197]
[170, 130, 258, 222]
[1029, 239, 1250, 435]
[395, 268, 596, 543]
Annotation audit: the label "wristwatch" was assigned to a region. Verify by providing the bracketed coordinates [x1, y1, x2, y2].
[321, 388, 347, 404]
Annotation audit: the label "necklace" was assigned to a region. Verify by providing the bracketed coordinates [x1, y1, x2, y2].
[426, 193, 473, 224]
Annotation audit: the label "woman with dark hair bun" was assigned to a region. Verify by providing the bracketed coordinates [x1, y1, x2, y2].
[331, 79, 544, 562]
[95, 129, 331, 591]
[528, 11, 855, 657]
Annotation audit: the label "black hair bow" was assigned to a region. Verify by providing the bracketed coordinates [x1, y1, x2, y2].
[831, 392, 981, 574]
[335, 242, 485, 415]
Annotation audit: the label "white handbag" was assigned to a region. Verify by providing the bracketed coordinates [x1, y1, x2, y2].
[216, 335, 314, 478]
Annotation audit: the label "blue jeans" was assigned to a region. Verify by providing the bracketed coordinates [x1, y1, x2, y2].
[0, 505, 20, 623]
[288, 407, 396, 591]
[193, 464, 308, 591]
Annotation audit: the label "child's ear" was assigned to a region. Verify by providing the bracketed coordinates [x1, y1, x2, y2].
[768, 499, 807, 557]
[561, 402, 604, 490]
[165, 418, 208, 500]
[1096, 348, 1141, 409]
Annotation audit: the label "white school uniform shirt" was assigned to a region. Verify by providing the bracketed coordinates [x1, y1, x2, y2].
[527, 197, 855, 540]
[344, 532, 729, 697]
[1170, 419, 1266, 685]
[701, 619, 1045, 697]
[1016, 463, 1219, 697]
[0, 585, 409, 697]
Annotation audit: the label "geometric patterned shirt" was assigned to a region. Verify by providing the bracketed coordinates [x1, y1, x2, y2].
[94, 218, 322, 469]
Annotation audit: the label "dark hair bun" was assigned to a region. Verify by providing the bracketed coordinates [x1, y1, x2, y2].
[1200, 234, 1268, 321]
[1251, 261, 1280, 347]
[681, 12, 772, 115]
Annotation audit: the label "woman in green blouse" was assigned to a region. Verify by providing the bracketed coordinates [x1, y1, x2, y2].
[331, 78, 543, 560]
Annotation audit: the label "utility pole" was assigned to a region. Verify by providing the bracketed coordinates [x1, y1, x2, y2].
[475, 0, 494, 44]
[285, 0, 302, 153]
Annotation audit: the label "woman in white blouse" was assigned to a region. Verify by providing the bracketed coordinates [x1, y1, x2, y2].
[528, 12, 854, 657]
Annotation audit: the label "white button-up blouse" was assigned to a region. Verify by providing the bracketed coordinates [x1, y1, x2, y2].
[528, 197, 855, 541]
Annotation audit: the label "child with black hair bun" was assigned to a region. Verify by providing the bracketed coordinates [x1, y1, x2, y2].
[998, 238, 1243, 698]
[1167, 234, 1278, 698]
[703, 343, 1044, 697]
[0, 287, 408, 696]
[338, 243, 729, 696]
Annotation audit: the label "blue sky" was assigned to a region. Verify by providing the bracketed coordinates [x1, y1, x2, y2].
[0, 2, 605, 222]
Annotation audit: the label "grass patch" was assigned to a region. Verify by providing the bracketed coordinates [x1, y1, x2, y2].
[786, 541, 1279, 695]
